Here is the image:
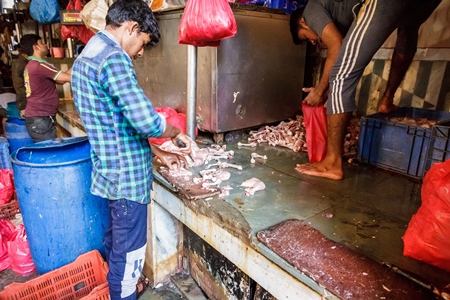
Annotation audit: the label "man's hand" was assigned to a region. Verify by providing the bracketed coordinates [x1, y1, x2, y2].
[151, 144, 188, 171]
[171, 132, 192, 155]
[302, 87, 326, 106]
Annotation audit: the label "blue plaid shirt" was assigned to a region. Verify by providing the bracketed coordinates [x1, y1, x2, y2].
[71, 30, 165, 203]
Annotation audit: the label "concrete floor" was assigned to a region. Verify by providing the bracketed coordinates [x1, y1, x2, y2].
[1, 138, 449, 298]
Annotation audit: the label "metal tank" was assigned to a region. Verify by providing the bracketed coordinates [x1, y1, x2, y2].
[134, 7, 306, 134]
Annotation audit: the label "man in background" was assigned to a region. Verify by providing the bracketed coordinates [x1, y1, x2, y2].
[71, 0, 192, 299]
[21, 34, 72, 142]
[11, 45, 28, 117]
[292, 0, 441, 180]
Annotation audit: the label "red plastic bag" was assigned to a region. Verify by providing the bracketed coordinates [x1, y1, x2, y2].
[178, 0, 237, 46]
[8, 224, 36, 276]
[0, 169, 14, 205]
[61, 0, 95, 45]
[0, 234, 10, 272]
[302, 103, 327, 163]
[149, 111, 198, 145]
[403, 160, 450, 272]
[0, 219, 15, 272]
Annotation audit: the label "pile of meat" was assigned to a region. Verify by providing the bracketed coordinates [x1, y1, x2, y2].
[389, 117, 438, 129]
[246, 115, 360, 158]
[158, 141, 266, 198]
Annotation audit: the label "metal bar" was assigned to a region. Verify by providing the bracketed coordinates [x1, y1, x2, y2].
[186, 45, 197, 140]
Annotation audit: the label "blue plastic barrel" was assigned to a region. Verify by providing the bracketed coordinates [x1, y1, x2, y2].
[0, 137, 11, 169]
[11, 137, 109, 274]
[5, 118, 34, 154]
[6, 102, 20, 119]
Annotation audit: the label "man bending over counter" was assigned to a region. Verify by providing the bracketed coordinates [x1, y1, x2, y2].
[290, 0, 441, 180]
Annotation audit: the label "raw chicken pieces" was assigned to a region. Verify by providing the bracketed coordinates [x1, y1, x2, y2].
[241, 178, 266, 196]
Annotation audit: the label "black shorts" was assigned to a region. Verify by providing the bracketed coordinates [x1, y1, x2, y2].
[25, 116, 57, 142]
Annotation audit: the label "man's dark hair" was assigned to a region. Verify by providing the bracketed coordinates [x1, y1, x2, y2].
[289, 7, 306, 45]
[20, 34, 42, 56]
[106, 0, 160, 46]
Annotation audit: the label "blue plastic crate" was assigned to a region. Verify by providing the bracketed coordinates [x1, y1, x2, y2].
[356, 108, 450, 178]
[425, 121, 450, 172]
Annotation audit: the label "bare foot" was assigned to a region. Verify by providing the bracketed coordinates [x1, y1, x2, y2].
[295, 162, 343, 180]
[378, 96, 398, 114]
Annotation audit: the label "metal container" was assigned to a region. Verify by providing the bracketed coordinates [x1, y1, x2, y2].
[134, 8, 306, 134]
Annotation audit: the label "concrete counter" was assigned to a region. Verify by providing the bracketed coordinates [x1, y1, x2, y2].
[148, 143, 450, 299]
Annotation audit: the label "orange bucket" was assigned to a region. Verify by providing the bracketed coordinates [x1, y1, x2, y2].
[50, 47, 64, 58]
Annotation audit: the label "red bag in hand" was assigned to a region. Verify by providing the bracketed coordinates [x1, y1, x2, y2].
[0, 169, 14, 205]
[61, 0, 95, 45]
[403, 160, 450, 272]
[302, 103, 327, 163]
[8, 224, 36, 276]
[178, 0, 237, 46]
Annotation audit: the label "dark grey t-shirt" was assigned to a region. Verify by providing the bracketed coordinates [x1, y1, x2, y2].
[304, 0, 361, 38]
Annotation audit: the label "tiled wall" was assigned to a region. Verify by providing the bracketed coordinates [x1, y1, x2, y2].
[355, 53, 450, 117]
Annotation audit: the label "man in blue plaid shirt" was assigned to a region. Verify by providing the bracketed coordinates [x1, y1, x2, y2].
[71, 0, 192, 298]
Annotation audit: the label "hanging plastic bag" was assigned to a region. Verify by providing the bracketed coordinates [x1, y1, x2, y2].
[8, 224, 36, 276]
[61, 0, 95, 45]
[0, 169, 14, 205]
[81, 0, 110, 33]
[178, 0, 237, 46]
[403, 159, 450, 272]
[30, 0, 60, 24]
[0, 219, 15, 272]
[302, 103, 327, 163]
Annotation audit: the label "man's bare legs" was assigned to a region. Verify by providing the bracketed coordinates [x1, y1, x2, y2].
[295, 112, 352, 180]
[378, 51, 415, 114]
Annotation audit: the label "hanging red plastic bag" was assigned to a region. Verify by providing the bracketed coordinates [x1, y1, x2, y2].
[403, 159, 450, 272]
[8, 224, 36, 276]
[302, 103, 327, 163]
[0, 169, 14, 205]
[61, 0, 95, 45]
[178, 0, 237, 46]
[0, 219, 15, 272]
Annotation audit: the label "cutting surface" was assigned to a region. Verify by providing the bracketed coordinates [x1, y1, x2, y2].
[257, 219, 433, 300]
[157, 166, 220, 200]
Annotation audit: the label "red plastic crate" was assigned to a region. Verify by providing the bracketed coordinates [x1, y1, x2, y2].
[0, 250, 109, 300]
[0, 200, 20, 220]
